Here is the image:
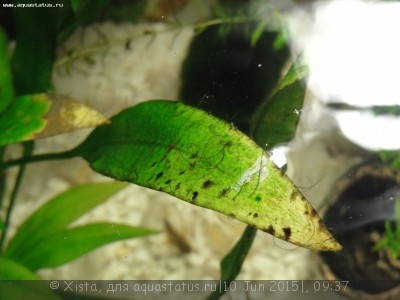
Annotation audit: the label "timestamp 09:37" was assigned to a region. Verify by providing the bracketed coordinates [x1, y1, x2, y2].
[234, 280, 349, 293]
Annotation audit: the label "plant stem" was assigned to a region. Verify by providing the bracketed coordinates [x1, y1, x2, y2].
[0, 142, 33, 253]
[0, 148, 79, 170]
[54, 16, 254, 69]
[207, 225, 257, 300]
[0, 147, 6, 219]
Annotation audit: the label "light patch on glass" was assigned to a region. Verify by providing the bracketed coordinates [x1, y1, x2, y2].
[289, 0, 400, 107]
[334, 110, 400, 150]
[285, 0, 400, 150]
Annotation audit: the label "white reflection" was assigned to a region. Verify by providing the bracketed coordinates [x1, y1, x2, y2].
[304, 0, 400, 106]
[333, 109, 400, 150]
[269, 146, 288, 169]
[287, 0, 400, 150]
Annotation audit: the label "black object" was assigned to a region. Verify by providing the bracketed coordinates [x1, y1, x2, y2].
[180, 23, 289, 134]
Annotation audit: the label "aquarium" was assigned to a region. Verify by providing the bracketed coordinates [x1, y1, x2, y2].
[1, 0, 400, 299]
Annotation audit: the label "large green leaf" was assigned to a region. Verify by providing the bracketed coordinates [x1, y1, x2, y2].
[15, 222, 157, 270]
[76, 100, 341, 251]
[251, 59, 308, 149]
[215, 60, 309, 293]
[5, 181, 127, 260]
[0, 257, 60, 299]
[179, 25, 289, 133]
[0, 27, 13, 113]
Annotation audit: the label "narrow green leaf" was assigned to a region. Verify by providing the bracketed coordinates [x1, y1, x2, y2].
[208, 225, 257, 300]
[5, 182, 127, 260]
[220, 226, 257, 280]
[0, 258, 61, 300]
[12, 1, 66, 95]
[0, 218, 5, 230]
[251, 59, 308, 149]
[0, 256, 41, 280]
[0, 27, 14, 113]
[277, 59, 309, 91]
[70, 0, 80, 12]
[250, 21, 267, 47]
[18, 222, 157, 270]
[273, 32, 286, 50]
[77, 100, 341, 251]
[379, 150, 400, 169]
[372, 105, 400, 116]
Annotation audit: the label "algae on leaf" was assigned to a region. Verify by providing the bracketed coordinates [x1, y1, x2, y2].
[77, 100, 341, 251]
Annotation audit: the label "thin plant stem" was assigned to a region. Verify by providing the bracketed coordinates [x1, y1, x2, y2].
[0, 147, 6, 221]
[54, 16, 254, 69]
[207, 225, 257, 300]
[0, 148, 79, 171]
[0, 142, 33, 253]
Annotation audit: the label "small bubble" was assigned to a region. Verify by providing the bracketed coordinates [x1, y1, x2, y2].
[258, 63, 262, 68]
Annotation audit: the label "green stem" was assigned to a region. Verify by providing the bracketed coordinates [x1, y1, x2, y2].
[207, 225, 257, 300]
[0, 147, 6, 220]
[0, 148, 79, 170]
[0, 142, 33, 253]
[195, 16, 251, 29]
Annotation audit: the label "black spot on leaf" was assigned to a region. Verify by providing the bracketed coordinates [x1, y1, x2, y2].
[283, 227, 291, 240]
[265, 225, 275, 235]
[248, 212, 258, 218]
[155, 172, 163, 180]
[192, 191, 199, 201]
[202, 180, 214, 189]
